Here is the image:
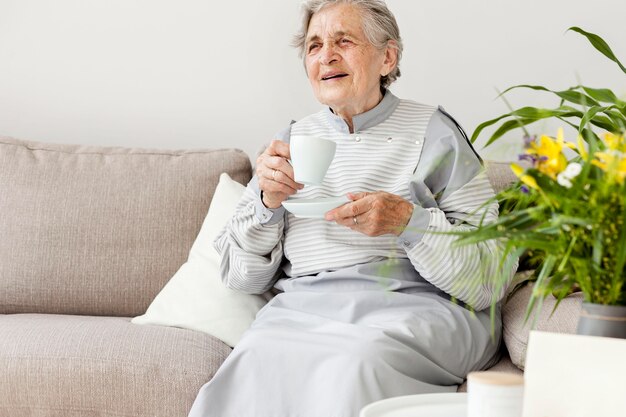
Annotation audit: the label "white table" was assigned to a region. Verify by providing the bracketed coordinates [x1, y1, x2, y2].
[360, 393, 467, 417]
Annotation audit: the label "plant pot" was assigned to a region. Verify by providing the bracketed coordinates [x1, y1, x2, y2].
[577, 302, 626, 339]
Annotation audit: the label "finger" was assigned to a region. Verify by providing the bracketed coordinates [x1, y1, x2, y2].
[347, 192, 369, 201]
[256, 153, 274, 173]
[260, 155, 286, 171]
[334, 215, 356, 228]
[266, 140, 291, 159]
[268, 168, 303, 192]
[262, 169, 300, 193]
[264, 157, 303, 190]
[324, 201, 349, 221]
[331, 210, 374, 234]
[257, 159, 293, 190]
[258, 176, 299, 196]
[325, 198, 369, 222]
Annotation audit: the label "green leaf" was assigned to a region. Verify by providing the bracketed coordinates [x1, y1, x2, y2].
[556, 235, 578, 272]
[485, 118, 537, 147]
[579, 106, 605, 134]
[471, 114, 510, 143]
[593, 228, 604, 270]
[473, 106, 584, 146]
[575, 126, 602, 151]
[582, 86, 626, 106]
[498, 84, 600, 107]
[498, 84, 551, 97]
[509, 239, 560, 252]
[603, 109, 626, 132]
[512, 106, 581, 119]
[612, 193, 626, 299]
[579, 105, 622, 135]
[566, 111, 617, 132]
[591, 114, 619, 132]
[568, 27, 626, 75]
[557, 90, 599, 107]
[550, 214, 592, 228]
[492, 205, 547, 224]
[524, 255, 557, 325]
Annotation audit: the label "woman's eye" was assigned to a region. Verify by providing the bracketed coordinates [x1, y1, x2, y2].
[340, 39, 352, 45]
[308, 44, 320, 52]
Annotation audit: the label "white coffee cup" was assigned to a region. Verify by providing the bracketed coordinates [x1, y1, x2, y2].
[289, 135, 336, 186]
[467, 371, 524, 417]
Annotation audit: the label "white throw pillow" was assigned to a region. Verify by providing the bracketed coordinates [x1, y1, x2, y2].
[132, 173, 269, 347]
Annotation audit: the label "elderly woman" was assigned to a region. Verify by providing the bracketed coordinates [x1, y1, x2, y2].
[188, 0, 516, 416]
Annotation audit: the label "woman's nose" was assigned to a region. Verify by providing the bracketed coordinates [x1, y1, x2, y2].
[319, 43, 339, 65]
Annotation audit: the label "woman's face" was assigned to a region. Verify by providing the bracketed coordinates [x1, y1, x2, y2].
[304, 4, 396, 116]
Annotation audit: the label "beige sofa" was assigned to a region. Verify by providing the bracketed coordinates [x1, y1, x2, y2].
[0, 136, 581, 416]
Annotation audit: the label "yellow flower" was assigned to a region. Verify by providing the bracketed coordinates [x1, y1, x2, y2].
[604, 132, 626, 152]
[577, 134, 589, 161]
[593, 150, 626, 183]
[618, 159, 626, 183]
[511, 163, 539, 189]
[510, 163, 525, 177]
[526, 128, 573, 179]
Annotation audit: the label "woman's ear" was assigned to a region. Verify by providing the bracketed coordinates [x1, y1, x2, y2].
[381, 40, 398, 77]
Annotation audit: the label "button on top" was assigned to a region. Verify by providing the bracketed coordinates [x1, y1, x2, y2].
[355, 136, 362, 142]
[387, 137, 393, 143]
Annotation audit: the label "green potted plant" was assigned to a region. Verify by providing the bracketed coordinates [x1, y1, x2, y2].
[460, 27, 626, 338]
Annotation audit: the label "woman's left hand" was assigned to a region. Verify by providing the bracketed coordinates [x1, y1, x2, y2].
[325, 192, 414, 236]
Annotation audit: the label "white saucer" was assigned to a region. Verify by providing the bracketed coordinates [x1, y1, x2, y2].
[282, 196, 349, 218]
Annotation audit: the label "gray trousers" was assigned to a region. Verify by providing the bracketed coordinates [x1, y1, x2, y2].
[188, 289, 501, 417]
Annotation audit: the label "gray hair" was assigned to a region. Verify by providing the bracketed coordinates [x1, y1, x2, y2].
[293, 0, 403, 89]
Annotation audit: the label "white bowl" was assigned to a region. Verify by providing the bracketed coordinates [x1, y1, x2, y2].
[360, 393, 467, 417]
[282, 196, 349, 219]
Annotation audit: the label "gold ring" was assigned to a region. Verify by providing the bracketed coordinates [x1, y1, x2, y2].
[353, 216, 358, 225]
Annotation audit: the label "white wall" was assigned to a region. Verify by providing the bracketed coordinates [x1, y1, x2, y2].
[1, 0, 625, 161]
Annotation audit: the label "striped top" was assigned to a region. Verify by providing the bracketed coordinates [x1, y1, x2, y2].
[214, 91, 516, 311]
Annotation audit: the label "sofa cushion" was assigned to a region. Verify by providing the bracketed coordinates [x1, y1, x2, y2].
[485, 161, 517, 194]
[502, 282, 583, 370]
[132, 173, 270, 347]
[0, 136, 252, 316]
[0, 314, 231, 417]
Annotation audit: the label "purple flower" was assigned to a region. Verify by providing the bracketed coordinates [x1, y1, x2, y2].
[518, 154, 536, 163]
[521, 185, 530, 194]
[523, 135, 536, 148]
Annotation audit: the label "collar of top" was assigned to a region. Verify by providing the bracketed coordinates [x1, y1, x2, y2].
[324, 89, 400, 134]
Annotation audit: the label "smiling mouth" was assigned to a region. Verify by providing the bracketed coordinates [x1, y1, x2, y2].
[321, 74, 348, 81]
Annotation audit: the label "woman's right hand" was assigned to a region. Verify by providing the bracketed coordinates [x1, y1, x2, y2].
[256, 140, 304, 209]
